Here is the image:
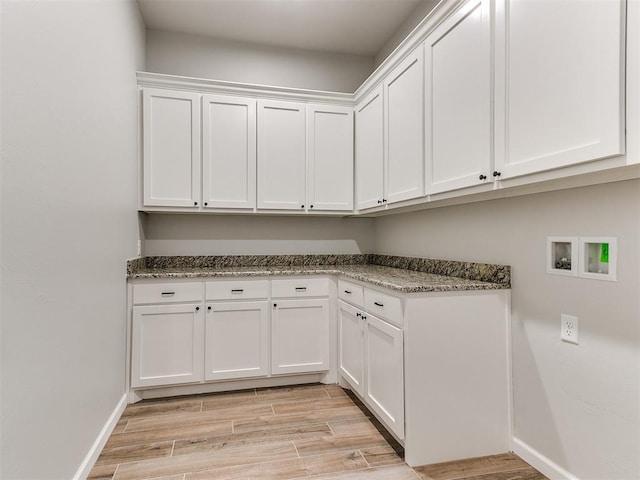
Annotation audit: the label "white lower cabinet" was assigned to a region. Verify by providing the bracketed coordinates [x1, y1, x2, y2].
[364, 313, 404, 440]
[131, 303, 204, 388]
[339, 282, 511, 465]
[129, 275, 510, 468]
[204, 279, 270, 381]
[338, 294, 405, 440]
[271, 298, 330, 375]
[204, 301, 269, 381]
[337, 302, 364, 396]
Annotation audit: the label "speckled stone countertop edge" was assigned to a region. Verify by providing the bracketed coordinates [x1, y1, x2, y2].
[127, 255, 510, 293]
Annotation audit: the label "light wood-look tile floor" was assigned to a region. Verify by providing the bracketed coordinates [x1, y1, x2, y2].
[89, 384, 548, 480]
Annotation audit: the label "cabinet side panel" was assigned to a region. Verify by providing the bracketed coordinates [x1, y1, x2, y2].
[404, 292, 510, 466]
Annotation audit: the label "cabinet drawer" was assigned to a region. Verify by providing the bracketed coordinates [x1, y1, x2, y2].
[132, 282, 203, 305]
[338, 280, 364, 308]
[271, 278, 329, 298]
[206, 280, 269, 301]
[364, 288, 403, 327]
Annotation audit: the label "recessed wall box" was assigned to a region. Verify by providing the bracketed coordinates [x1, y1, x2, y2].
[579, 236, 617, 281]
[547, 236, 578, 277]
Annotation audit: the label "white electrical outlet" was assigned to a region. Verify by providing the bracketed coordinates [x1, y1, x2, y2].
[561, 314, 579, 344]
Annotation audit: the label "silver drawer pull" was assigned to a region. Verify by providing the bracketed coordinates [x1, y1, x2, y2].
[231, 289, 244, 294]
[344, 290, 352, 294]
[295, 287, 307, 292]
[374, 301, 384, 307]
[161, 291, 176, 297]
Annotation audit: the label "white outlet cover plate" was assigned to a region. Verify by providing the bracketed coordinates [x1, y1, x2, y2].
[561, 314, 579, 345]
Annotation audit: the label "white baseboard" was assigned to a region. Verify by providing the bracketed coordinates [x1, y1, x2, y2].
[512, 437, 579, 480]
[73, 393, 127, 480]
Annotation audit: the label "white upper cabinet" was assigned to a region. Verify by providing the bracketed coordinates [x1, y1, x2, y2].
[143, 88, 200, 208]
[384, 45, 425, 204]
[494, 0, 626, 179]
[202, 95, 256, 209]
[425, 0, 491, 194]
[355, 86, 385, 210]
[306, 105, 354, 211]
[257, 100, 306, 210]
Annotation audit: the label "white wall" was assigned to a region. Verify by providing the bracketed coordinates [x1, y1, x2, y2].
[0, 1, 4, 475]
[144, 215, 374, 256]
[145, 29, 374, 93]
[143, 215, 375, 256]
[373, 180, 640, 480]
[0, 1, 144, 478]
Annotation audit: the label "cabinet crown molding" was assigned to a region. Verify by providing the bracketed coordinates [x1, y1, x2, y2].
[137, 71, 355, 106]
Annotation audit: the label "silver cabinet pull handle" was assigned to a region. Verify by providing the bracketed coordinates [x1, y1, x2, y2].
[231, 289, 244, 293]
[374, 301, 384, 307]
[295, 287, 307, 292]
[161, 292, 175, 297]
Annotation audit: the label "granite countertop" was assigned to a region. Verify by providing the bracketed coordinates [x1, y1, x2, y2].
[127, 255, 510, 293]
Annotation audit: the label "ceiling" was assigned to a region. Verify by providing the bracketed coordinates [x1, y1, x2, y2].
[136, 0, 427, 57]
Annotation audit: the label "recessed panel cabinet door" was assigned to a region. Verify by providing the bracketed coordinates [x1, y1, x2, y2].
[384, 46, 424, 204]
[202, 95, 256, 209]
[143, 88, 200, 208]
[365, 313, 404, 439]
[338, 301, 364, 396]
[494, 0, 625, 178]
[131, 303, 204, 388]
[271, 299, 330, 375]
[307, 105, 354, 211]
[425, 0, 491, 194]
[355, 86, 384, 210]
[205, 301, 269, 381]
[257, 100, 306, 210]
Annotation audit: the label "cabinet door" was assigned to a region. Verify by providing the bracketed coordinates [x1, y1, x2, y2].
[494, 0, 625, 179]
[131, 303, 204, 388]
[425, 0, 491, 194]
[384, 46, 424, 204]
[307, 105, 354, 211]
[202, 95, 256, 209]
[338, 301, 364, 396]
[355, 86, 384, 210]
[257, 100, 306, 210]
[365, 313, 404, 439]
[143, 88, 200, 208]
[271, 298, 330, 375]
[205, 301, 268, 381]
